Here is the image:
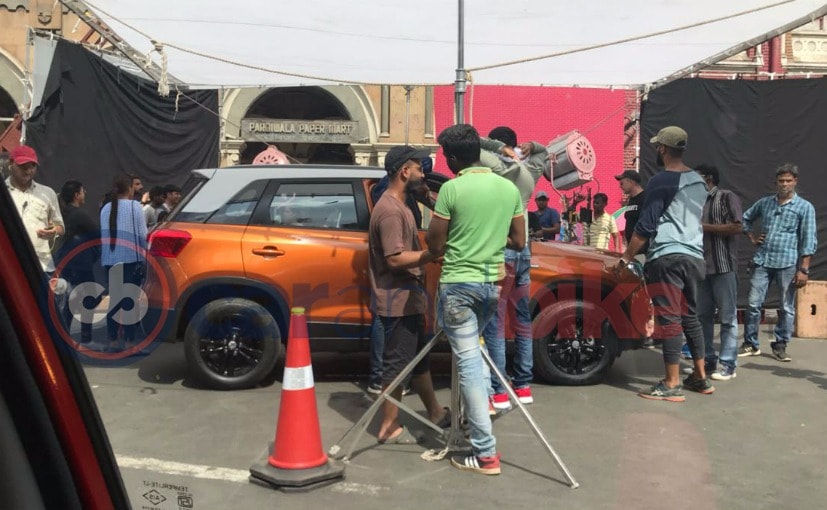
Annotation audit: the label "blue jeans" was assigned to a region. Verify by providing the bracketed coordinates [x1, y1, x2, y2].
[368, 314, 384, 387]
[697, 272, 738, 370]
[744, 265, 797, 348]
[482, 246, 533, 394]
[438, 282, 500, 458]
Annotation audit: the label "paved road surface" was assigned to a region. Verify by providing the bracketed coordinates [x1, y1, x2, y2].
[83, 332, 827, 510]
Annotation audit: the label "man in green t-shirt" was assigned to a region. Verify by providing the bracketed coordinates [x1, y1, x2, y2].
[426, 124, 525, 475]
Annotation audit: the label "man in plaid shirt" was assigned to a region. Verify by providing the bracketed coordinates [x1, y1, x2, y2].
[739, 163, 817, 362]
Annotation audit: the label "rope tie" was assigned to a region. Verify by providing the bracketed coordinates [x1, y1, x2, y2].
[146, 40, 170, 97]
[174, 88, 181, 115]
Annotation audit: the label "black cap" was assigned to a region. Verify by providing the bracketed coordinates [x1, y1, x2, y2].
[162, 184, 182, 193]
[614, 170, 642, 183]
[384, 146, 431, 174]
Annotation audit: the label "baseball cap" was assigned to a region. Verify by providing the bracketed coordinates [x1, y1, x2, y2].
[384, 146, 431, 174]
[536, 191, 549, 199]
[614, 170, 642, 183]
[650, 126, 687, 149]
[10, 145, 39, 165]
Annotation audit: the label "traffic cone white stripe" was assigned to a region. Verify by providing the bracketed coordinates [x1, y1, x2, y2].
[282, 365, 315, 391]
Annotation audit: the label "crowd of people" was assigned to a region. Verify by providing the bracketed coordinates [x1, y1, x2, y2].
[4, 144, 183, 349]
[4, 125, 818, 476]
[369, 123, 817, 475]
[615, 127, 817, 401]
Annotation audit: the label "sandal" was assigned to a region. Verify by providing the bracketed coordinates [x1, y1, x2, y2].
[377, 426, 422, 445]
[434, 407, 452, 429]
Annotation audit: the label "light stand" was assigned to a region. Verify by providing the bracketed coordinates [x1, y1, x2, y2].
[581, 188, 593, 246]
[328, 329, 579, 489]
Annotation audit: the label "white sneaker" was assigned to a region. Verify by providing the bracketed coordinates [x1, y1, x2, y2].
[710, 366, 737, 381]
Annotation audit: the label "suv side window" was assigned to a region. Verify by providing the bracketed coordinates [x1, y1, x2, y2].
[205, 179, 268, 225]
[264, 182, 359, 230]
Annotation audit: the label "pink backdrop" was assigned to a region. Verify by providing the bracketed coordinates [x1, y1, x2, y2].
[432, 86, 628, 217]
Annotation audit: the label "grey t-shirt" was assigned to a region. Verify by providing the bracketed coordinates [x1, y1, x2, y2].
[634, 169, 706, 262]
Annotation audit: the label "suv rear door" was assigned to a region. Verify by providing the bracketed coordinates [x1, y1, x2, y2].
[241, 179, 371, 341]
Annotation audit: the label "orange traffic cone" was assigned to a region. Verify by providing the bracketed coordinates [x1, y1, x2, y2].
[249, 307, 344, 491]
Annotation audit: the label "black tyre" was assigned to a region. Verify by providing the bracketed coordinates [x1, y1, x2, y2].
[184, 298, 282, 390]
[532, 300, 618, 385]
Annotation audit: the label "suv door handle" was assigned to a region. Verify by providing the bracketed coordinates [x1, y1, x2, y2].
[252, 246, 286, 257]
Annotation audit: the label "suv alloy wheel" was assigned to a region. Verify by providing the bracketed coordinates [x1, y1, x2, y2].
[184, 298, 282, 390]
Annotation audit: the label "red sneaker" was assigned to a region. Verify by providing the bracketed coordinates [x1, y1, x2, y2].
[491, 392, 511, 410]
[514, 386, 533, 404]
[450, 453, 501, 475]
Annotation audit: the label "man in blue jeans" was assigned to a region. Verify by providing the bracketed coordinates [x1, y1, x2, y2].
[739, 163, 817, 362]
[427, 124, 525, 475]
[681, 164, 743, 381]
[479, 126, 549, 410]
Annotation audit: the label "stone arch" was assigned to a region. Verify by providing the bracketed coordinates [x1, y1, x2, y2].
[220, 85, 378, 165]
[0, 48, 25, 121]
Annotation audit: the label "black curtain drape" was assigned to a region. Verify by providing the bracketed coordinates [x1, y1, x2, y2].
[25, 39, 219, 214]
[640, 78, 826, 307]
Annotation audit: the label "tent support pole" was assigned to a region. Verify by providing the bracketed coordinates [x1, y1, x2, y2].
[454, 0, 466, 125]
[59, 0, 184, 89]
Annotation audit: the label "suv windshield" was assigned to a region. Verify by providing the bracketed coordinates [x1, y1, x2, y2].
[166, 172, 209, 222]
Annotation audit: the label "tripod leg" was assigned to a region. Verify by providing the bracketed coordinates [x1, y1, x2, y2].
[480, 347, 579, 488]
[443, 354, 467, 450]
[328, 330, 446, 460]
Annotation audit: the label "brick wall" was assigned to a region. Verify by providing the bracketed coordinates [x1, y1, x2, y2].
[623, 89, 638, 171]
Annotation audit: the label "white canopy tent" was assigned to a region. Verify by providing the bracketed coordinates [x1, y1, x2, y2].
[77, 0, 827, 93]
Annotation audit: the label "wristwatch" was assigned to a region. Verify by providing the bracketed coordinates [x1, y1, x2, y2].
[799, 267, 810, 275]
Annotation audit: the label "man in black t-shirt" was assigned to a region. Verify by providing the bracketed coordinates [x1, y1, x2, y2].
[615, 169, 654, 345]
[615, 170, 646, 247]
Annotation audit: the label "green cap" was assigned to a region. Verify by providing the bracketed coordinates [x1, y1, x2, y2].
[650, 126, 687, 149]
[291, 307, 305, 314]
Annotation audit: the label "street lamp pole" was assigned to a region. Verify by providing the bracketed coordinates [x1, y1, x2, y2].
[454, 0, 466, 125]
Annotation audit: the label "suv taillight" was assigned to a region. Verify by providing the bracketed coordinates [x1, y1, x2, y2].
[149, 229, 192, 258]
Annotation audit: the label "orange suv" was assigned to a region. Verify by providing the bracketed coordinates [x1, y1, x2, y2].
[144, 165, 650, 390]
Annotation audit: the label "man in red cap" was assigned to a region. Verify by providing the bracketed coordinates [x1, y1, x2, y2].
[6, 145, 64, 272]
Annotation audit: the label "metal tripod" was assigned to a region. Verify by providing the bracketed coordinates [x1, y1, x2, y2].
[328, 329, 579, 488]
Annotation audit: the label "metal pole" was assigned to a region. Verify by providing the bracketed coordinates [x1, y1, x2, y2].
[454, 0, 466, 124]
[60, 0, 183, 88]
[481, 347, 579, 488]
[328, 331, 448, 460]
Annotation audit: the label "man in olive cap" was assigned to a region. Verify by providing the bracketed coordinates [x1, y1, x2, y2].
[618, 126, 711, 401]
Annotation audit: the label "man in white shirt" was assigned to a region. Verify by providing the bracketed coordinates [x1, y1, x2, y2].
[586, 193, 620, 251]
[5, 145, 64, 272]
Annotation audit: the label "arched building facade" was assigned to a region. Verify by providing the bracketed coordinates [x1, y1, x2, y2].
[219, 84, 436, 169]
